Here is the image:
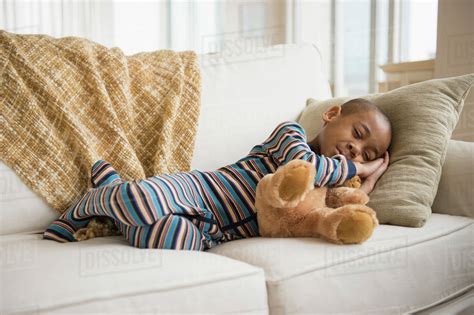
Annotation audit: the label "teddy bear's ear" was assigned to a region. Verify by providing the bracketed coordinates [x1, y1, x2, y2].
[343, 176, 361, 189]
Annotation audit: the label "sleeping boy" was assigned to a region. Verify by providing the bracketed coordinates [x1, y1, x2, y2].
[44, 98, 391, 251]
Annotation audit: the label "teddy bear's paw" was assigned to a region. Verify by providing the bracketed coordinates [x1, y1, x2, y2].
[342, 176, 362, 189]
[326, 187, 369, 207]
[335, 205, 378, 244]
[276, 160, 315, 202]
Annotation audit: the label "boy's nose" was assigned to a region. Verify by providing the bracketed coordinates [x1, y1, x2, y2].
[348, 143, 361, 158]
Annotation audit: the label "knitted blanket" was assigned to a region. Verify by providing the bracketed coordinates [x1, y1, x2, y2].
[0, 31, 201, 213]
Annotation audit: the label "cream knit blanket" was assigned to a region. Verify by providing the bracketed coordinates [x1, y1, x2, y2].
[0, 31, 201, 213]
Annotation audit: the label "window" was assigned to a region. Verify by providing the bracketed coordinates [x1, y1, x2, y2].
[0, 0, 220, 55]
[290, 0, 438, 96]
[341, 0, 371, 96]
[399, 0, 438, 62]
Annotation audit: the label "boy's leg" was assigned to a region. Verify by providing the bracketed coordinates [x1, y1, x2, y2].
[44, 160, 133, 242]
[90, 159, 124, 188]
[44, 161, 220, 248]
[116, 214, 207, 250]
[57, 177, 163, 226]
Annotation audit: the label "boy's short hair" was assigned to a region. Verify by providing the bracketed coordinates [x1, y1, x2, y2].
[341, 98, 392, 137]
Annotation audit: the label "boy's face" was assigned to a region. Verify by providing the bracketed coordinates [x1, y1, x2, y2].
[309, 105, 391, 163]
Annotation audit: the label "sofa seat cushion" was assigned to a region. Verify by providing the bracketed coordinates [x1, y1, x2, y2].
[209, 213, 473, 314]
[0, 235, 268, 314]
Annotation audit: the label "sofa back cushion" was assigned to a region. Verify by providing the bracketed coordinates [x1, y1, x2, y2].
[192, 43, 332, 171]
[432, 140, 473, 218]
[0, 163, 59, 235]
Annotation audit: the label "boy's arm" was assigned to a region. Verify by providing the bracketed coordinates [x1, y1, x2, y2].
[359, 151, 390, 195]
[259, 121, 357, 187]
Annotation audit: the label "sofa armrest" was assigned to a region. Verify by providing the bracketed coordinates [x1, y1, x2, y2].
[432, 140, 473, 218]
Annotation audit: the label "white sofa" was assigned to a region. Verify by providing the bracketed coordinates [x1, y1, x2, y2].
[1, 43, 473, 314]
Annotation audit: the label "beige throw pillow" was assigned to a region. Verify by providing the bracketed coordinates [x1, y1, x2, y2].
[298, 74, 474, 227]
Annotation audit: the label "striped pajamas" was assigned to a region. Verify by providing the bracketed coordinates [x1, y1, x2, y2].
[44, 121, 356, 250]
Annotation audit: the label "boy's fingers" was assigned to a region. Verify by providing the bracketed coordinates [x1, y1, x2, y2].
[369, 160, 384, 175]
[372, 162, 388, 178]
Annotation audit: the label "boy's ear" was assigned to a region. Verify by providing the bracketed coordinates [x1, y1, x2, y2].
[322, 105, 342, 125]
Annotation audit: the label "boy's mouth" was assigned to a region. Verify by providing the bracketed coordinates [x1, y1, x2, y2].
[336, 145, 348, 159]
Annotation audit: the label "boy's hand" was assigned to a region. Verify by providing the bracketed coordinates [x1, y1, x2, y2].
[353, 154, 385, 179]
[359, 151, 390, 195]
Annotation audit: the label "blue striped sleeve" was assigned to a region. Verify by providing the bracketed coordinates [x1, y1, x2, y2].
[261, 121, 356, 187]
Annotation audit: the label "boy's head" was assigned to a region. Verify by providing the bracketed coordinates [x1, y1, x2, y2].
[308, 98, 392, 163]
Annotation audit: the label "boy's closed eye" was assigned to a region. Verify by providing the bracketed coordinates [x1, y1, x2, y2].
[352, 124, 384, 161]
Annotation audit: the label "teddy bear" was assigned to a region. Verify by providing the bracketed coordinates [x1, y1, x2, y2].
[73, 216, 122, 241]
[255, 159, 379, 244]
